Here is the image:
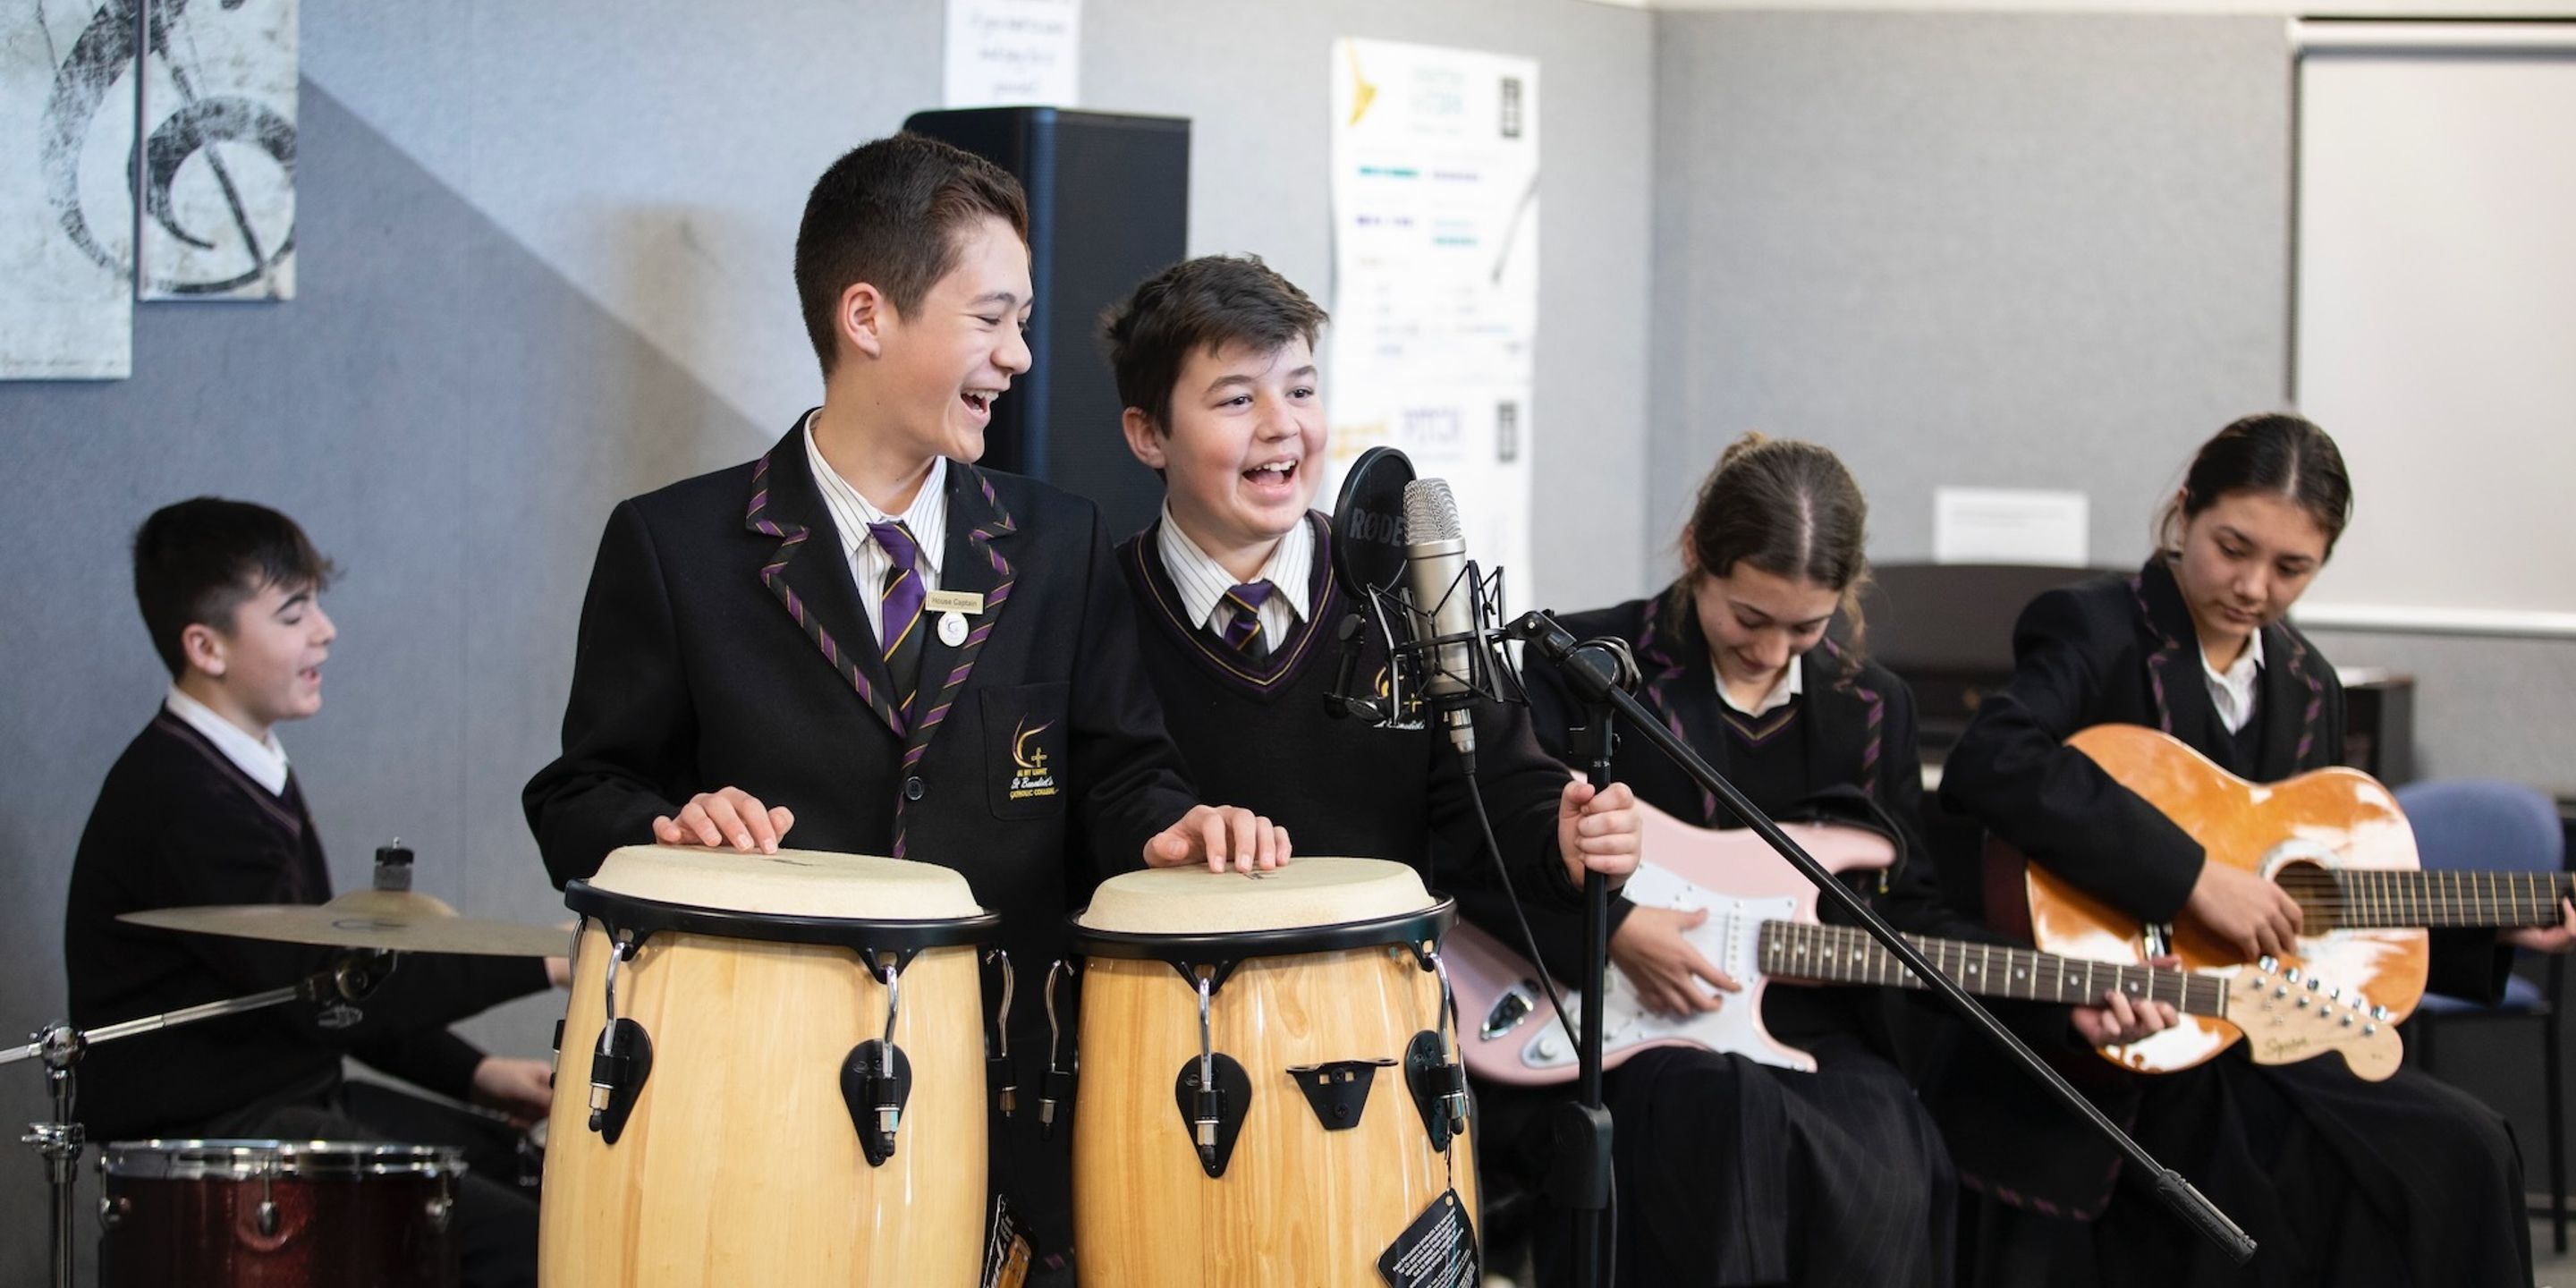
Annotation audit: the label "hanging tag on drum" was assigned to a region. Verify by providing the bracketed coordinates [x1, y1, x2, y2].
[1376, 1188, 1479, 1288]
[979, 1193, 1035, 1288]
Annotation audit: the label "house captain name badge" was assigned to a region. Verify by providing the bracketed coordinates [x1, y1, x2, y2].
[928, 589, 984, 647]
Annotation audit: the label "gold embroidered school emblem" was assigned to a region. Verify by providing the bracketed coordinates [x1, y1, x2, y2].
[1008, 718, 1059, 801]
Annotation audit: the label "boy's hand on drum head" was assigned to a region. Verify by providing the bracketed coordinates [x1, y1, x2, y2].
[1148, 804, 1291, 874]
[652, 787, 794, 853]
[1558, 779, 1641, 888]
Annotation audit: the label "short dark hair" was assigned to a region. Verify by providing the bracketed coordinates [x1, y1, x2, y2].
[2157, 412, 2354, 557]
[132, 498, 336, 678]
[1671, 432, 1874, 648]
[1100, 255, 1329, 432]
[793, 133, 1030, 378]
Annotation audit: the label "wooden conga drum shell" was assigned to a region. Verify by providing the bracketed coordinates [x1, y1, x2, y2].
[540, 847, 994, 1288]
[1072, 860, 1479, 1287]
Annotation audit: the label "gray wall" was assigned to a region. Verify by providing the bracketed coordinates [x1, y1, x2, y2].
[0, 2, 1652, 1280]
[1648, 10, 2576, 784]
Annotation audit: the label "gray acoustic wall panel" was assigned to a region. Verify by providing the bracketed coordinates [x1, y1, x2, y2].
[0, 85, 762, 1281]
[1647, 11, 2576, 784]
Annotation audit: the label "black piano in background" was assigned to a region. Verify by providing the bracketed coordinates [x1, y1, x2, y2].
[1852, 563, 2416, 919]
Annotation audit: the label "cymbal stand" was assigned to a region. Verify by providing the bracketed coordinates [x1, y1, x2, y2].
[4, 952, 394, 1288]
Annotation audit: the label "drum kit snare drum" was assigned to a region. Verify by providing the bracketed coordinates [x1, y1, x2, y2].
[13, 845, 1487, 1286]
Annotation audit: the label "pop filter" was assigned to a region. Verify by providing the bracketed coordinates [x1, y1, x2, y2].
[1330, 446, 1415, 596]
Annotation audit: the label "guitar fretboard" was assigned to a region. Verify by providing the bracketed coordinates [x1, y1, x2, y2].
[2312, 869, 2575, 930]
[1757, 921, 2228, 1016]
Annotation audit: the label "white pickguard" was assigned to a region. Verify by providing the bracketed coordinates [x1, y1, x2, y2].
[1512, 860, 1811, 1073]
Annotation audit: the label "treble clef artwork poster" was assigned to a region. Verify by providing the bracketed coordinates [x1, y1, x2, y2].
[131, 0, 297, 301]
[4, 0, 298, 380]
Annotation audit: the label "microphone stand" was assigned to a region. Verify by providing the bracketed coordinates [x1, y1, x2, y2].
[4, 951, 396, 1288]
[1506, 609, 2257, 1279]
[1556, 680, 1619, 1288]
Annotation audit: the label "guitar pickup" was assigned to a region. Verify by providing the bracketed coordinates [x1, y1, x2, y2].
[1481, 980, 1538, 1040]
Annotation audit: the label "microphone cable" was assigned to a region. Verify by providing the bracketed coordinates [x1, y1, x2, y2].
[1462, 769, 1580, 1053]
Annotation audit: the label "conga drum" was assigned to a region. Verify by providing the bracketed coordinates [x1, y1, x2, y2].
[541, 846, 1001, 1286]
[1068, 859, 1479, 1286]
[97, 1140, 465, 1287]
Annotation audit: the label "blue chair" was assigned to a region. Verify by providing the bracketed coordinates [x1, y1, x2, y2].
[2394, 778, 2568, 1253]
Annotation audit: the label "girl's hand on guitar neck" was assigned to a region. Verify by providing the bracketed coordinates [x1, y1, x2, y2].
[2183, 860, 2303, 960]
[1610, 906, 1741, 1018]
[2071, 954, 2182, 1047]
[2504, 897, 2576, 953]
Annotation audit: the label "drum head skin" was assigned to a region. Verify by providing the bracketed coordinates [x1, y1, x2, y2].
[1077, 858, 1435, 936]
[588, 845, 981, 919]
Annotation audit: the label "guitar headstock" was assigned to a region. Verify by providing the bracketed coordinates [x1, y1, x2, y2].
[2224, 957, 2401, 1081]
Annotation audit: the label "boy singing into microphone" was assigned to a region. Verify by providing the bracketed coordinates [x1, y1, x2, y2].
[1097, 252, 1638, 970]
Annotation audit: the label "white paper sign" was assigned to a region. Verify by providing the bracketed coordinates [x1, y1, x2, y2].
[1933, 487, 2090, 567]
[944, 0, 1080, 109]
[1326, 39, 1539, 602]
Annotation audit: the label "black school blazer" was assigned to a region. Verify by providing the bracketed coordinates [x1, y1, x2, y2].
[522, 418, 1199, 980]
[1928, 557, 2504, 1215]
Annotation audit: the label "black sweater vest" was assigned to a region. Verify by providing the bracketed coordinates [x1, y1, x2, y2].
[1119, 521, 1441, 865]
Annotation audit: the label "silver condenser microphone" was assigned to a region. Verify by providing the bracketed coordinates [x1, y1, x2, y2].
[1402, 478, 1483, 762]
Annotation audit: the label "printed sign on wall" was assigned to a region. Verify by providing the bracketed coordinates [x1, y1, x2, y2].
[1326, 39, 1540, 602]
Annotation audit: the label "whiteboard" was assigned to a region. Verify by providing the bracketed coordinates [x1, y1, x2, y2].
[2292, 24, 2576, 637]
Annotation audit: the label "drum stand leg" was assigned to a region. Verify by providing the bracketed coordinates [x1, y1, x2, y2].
[5, 961, 386, 1288]
[19, 1026, 88, 1288]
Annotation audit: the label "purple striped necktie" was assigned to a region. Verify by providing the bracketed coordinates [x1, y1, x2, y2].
[869, 520, 927, 716]
[1220, 580, 1275, 662]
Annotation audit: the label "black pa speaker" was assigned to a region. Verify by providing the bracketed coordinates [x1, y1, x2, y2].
[902, 107, 1190, 544]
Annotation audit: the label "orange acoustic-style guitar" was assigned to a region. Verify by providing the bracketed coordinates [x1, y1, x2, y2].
[1993, 723, 2572, 1076]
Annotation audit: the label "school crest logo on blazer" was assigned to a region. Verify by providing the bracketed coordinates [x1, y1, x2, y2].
[1007, 717, 1060, 802]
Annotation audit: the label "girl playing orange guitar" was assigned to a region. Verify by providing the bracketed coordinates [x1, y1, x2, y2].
[1504, 435, 2163, 1288]
[1939, 412, 2572, 1287]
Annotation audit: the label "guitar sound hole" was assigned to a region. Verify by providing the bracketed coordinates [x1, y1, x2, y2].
[2274, 863, 2342, 932]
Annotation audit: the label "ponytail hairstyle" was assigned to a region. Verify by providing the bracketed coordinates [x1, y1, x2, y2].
[1666, 432, 1872, 651]
[2154, 412, 2354, 558]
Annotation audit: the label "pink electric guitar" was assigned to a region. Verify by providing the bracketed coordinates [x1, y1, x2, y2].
[1446, 801, 2402, 1083]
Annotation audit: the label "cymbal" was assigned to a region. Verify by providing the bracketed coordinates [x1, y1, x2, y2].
[120, 888, 569, 957]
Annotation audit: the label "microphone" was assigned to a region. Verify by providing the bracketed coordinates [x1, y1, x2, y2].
[1402, 478, 1482, 764]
